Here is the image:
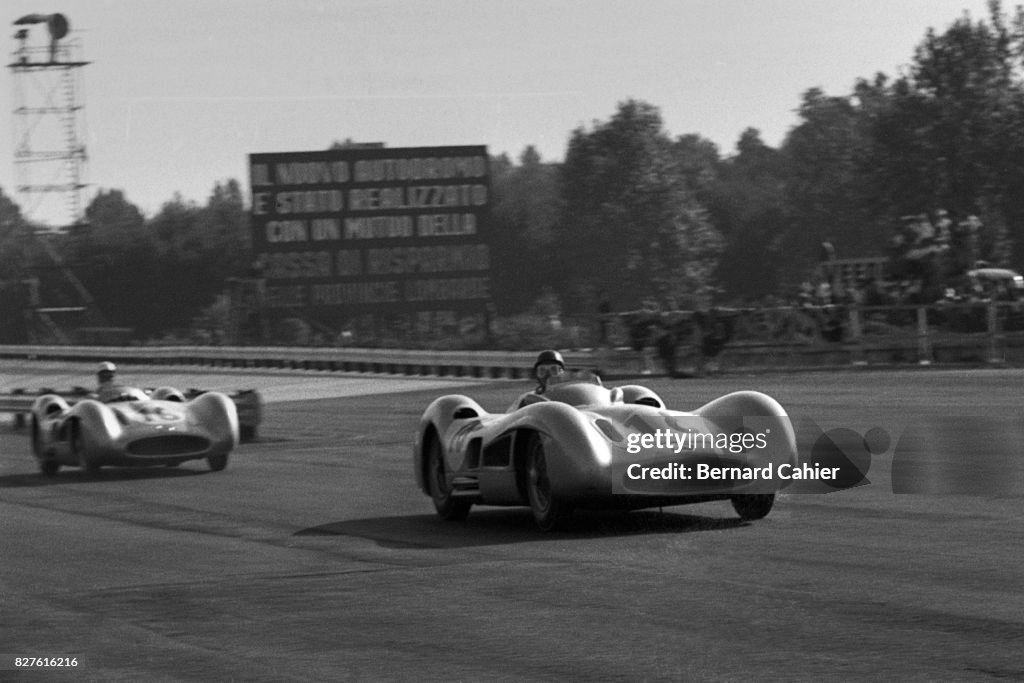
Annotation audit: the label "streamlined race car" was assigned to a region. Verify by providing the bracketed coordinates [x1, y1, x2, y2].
[414, 373, 798, 530]
[31, 386, 239, 475]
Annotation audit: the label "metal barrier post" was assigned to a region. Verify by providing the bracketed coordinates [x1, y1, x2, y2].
[987, 302, 1003, 363]
[848, 306, 865, 365]
[916, 306, 933, 365]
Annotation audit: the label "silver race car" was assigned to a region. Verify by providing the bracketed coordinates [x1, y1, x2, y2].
[31, 386, 239, 475]
[414, 353, 798, 530]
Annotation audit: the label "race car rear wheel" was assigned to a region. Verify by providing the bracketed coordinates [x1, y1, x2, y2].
[71, 421, 100, 474]
[427, 436, 471, 521]
[731, 494, 775, 521]
[39, 458, 60, 476]
[31, 416, 44, 458]
[207, 454, 229, 472]
[525, 435, 571, 531]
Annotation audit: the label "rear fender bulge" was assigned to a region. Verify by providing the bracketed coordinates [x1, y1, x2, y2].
[695, 390, 788, 420]
[618, 385, 665, 409]
[32, 393, 70, 418]
[188, 392, 240, 449]
[150, 386, 186, 402]
[694, 390, 798, 469]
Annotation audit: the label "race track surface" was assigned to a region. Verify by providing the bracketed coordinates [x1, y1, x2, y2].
[1, 366, 1022, 681]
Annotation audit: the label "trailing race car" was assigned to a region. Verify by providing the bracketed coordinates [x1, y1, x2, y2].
[31, 385, 239, 476]
[413, 354, 798, 531]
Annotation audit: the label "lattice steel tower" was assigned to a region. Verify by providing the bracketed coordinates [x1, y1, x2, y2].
[8, 13, 103, 343]
[9, 12, 89, 232]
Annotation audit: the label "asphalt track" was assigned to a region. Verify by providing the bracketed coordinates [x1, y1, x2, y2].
[1, 365, 1023, 681]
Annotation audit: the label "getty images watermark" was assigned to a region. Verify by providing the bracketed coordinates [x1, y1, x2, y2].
[622, 427, 840, 485]
[610, 415, 1024, 496]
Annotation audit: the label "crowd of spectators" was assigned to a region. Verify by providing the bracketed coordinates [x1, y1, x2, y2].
[610, 209, 1024, 371]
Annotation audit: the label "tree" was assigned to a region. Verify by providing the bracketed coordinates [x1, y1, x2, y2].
[558, 100, 723, 313]
[198, 179, 251, 276]
[673, 133, 721, 201]
[144, 183, 253, 336]
[0, 186, 28, 283]
[706, 128, 789, 300]
[781, 88, 879, 264]
[860, 2, 1024, 263]
[488, 147, 563, 313]
[65, 189, 152, 331]
[0, 187, 31, 342]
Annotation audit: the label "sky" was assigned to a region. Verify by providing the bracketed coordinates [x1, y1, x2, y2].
[2, 0, 996, 227]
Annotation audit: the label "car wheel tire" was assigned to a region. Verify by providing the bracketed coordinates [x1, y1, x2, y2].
[427, 437, 470, 521]
[39, 458, 60, 476]
[71, 422, 100, 473]
[240, 424, 257, 442]
[207, 454, 229, 472]
[31, 416, 44, 458]
[731, 494, 775, 521]
[526, 435, 571, 531]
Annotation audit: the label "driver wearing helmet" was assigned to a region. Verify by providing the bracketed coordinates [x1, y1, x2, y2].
[511, 350, 567, 410]
[95, 361, 125, 402]
[532, 349, 566, 394]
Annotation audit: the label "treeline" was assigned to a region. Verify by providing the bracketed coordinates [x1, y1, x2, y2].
[1, 3, 1023, 342]
[0, 182, 251, 341]
[490, 2, 1024, 316]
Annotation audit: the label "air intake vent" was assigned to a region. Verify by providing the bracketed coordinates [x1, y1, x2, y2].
[127, 435, 210, 456]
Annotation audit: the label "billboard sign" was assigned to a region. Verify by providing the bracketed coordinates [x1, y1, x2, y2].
[249, 145, 491, 341]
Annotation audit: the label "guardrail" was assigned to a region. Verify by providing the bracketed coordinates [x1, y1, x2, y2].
[0, 392, 34, 428]
[2, 301, 1022, 385]
[0, 345, 560, 379]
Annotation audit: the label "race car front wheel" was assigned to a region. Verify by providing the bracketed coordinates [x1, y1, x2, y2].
[71, 421, 100, 474]
[427, 437, 471, 521]
[525, 435, 571, 531]
[731, 494, 775, 521]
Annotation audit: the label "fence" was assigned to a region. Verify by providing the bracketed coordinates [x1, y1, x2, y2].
[714, 300, 1024, 368]
[2, 300, 1023, 378]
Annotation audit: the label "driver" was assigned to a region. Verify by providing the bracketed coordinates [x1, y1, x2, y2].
[511, 350, 567, 410]
[533, 349, 566, 395]
[95, 361, 125, 402]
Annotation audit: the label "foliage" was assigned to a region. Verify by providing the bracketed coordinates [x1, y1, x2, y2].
[0, 187, 31, 342]
[0, 182, 253, 341]
[704, 128, 790, 298]
[867, 2, 1024, 264]
[62, 189, 151, 330]
[558, 100, 724, 314]
[488, 147, 563, 314]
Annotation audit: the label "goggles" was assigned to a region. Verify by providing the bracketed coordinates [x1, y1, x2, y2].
[535, 363, 564, 380]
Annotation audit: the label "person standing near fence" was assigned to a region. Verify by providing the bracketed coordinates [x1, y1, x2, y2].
[597, 291, 612, 346]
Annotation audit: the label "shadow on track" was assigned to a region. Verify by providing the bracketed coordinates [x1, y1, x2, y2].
[295, 507, 750, 549]
[0, 465, 211, 488]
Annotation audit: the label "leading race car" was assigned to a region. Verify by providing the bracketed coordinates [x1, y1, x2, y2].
[31, 385, 239, 476]
[414, 360, 798, 531]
